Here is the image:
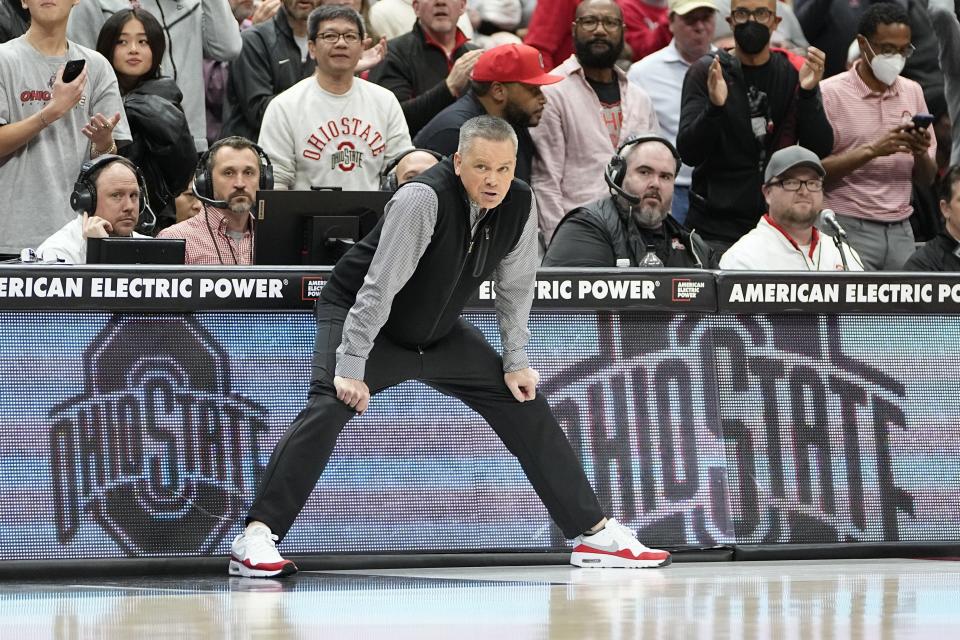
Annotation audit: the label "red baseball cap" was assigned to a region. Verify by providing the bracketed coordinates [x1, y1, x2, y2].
[471, 44, 563, 85]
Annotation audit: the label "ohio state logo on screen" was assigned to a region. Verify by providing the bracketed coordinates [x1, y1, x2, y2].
[48, 317, 268, 556]
[543, 314, 914, 548]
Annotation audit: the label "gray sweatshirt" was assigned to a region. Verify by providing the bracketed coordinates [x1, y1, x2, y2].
[929, 0, 960, 165]
[67, 0, 242, 152]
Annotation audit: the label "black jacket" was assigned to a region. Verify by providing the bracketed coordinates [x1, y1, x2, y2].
[0, 0, 28, 44]
[222, 7, 314, 141]
[414, 92, 536, 184]
[119, 78, 197, 229]
[542, 196, 716, 268]
[677, 49, 834, 243]
[321, 158, 531, 347]
[368, 22, 478, 137]
[903, 231, 960, 271]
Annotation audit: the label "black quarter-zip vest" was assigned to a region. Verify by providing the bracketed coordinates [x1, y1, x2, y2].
[321, 158, 532, 348]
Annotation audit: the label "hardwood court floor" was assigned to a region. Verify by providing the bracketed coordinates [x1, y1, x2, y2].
[1, 559, 958, 639]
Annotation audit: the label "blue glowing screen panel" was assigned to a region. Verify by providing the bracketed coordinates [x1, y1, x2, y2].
[0, 311, 957, 559]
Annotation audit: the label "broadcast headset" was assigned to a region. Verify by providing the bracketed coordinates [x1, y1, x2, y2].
[379, 148, 444, 192]
[604, 134, 682, 205]
[193, 137, 274, 208]
[70, 154, 155, 233]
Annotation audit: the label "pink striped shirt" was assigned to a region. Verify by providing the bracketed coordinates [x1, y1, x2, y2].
[820, 62, 935, 223]
[157, 207, 254, 265]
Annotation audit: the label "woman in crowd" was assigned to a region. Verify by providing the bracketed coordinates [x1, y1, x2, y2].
[96, 8, 196, 233]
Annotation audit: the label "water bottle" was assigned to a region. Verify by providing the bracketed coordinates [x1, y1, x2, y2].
[638, 244, 663, 268]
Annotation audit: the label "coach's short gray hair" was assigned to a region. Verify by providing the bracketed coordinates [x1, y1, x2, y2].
[457, 115, 518, 155]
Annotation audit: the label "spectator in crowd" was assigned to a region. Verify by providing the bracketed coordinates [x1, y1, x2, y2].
[0, 0, 130, 258]
[904, 164, 960, 270]
[380, 148, 442, 190]
[720, 145, 863, 270]
[322, 0, 385, 42]
[677, 0, 833, 253]
[370, 0, 474, 40]
[258, 6, 412, 191]
[95, 8, 197, 234]
[174, 181, 203, 222]
[929, 0, 960, 166]
[158, 136, 266, 264]
[543, 136, 715, 267]
[531, 0, 660, 245]
[414, 43, 560, 184]
[0, 0, 29, 44]
[618, 0, 672, 61]
[222, 0, 323, 141]
[522, 0, 576, 70]
[469, 0, 523, 36]
[713, 0, 808, 55]
[794, 0, 864, 79]
[68, 0, 243, 152]
[38, 155, 149, 264]
[628, 0, 717, 223]
[368, 0, 483, 137]
[820, 3, 936, 271]
[203, 0, 280, 145]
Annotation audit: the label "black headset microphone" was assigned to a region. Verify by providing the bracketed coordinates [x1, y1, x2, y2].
[604, 134, 682, 206]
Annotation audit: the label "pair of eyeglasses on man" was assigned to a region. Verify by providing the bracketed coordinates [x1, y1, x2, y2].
[730, 7, 775, 24]
[865, 40, 917, 59]
[769, 178, 824, 192]
[575, 16, 624, 31]
[317, 31, 362, 44]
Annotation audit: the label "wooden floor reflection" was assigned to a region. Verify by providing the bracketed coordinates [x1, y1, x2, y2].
[2, 559, 958, 639]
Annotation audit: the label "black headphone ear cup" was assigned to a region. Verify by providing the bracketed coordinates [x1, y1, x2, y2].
[260, 162, 274, 190]
[609, 155, 625, 187]
[386, 172, 398, 192]
[70, 179, 95, 214]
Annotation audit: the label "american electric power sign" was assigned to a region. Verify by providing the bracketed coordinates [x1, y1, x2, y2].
[0, 270, 956, 559]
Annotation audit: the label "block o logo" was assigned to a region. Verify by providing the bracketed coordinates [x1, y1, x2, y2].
[49, 316, 268, 556]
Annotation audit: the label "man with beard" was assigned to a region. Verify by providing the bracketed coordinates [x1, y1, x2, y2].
[413, 43, 562, 184]
[542, 135, 715, 268]
[720, 145, 862, 270]
[38, 156, 150, 264]
[677, 0, 833, 253]
[628, 0, 719, 224]
[530, 0, 659, 246]
[158, 137, 266, 265]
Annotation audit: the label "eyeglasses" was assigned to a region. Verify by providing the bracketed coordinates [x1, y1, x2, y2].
[865, 40, 917, 59]
[574, 16, 624, 31]
[317, 31, 361, 44]
[730, 7, 775, 24]
[769, 178, 823, 192]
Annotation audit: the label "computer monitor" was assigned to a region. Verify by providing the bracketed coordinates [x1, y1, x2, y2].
[86, 237, 186, 265]
[254, 190, 392, 266]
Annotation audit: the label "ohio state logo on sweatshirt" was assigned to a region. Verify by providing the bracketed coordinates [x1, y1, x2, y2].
[303, 117, 387, 172]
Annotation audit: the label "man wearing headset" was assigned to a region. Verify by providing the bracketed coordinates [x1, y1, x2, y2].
[158, 135, 270, 265]
[542, 135, 715, 268]
[37, 155, 150, 264]
[380, 148, 442, 191]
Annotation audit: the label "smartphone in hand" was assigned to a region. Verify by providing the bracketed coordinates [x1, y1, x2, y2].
[61, 59, 86, 83]
[911, 113, 936, 130]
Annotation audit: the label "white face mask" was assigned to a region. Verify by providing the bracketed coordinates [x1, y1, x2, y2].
[865, 41, 906, 86]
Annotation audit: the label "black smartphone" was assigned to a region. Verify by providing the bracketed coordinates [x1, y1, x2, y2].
[61, 59, 85, 83]
[911, 113, 936, 130]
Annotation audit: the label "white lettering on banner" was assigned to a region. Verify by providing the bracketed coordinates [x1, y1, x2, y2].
[90, 278, 194, 298]
[481, 279, 657, 301]
[729, 283, 841, 304]
[197, 279, 284, 299]
[844, 283, 934, 304]
[0, 277, 83, 298]
[937, 284, 960, 302]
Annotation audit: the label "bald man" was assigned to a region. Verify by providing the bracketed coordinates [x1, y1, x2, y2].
[395, 150, 441, 187]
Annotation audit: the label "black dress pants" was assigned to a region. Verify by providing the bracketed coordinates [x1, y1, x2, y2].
[246, 301, 604, 540]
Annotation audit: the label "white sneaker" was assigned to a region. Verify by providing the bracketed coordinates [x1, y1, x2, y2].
[570, 518, 672, 569]
[228, 528, 298, 578]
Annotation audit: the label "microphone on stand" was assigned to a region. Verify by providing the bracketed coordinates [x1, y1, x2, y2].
[819, 208, 850, 271]
[819, 208, 848, 241]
